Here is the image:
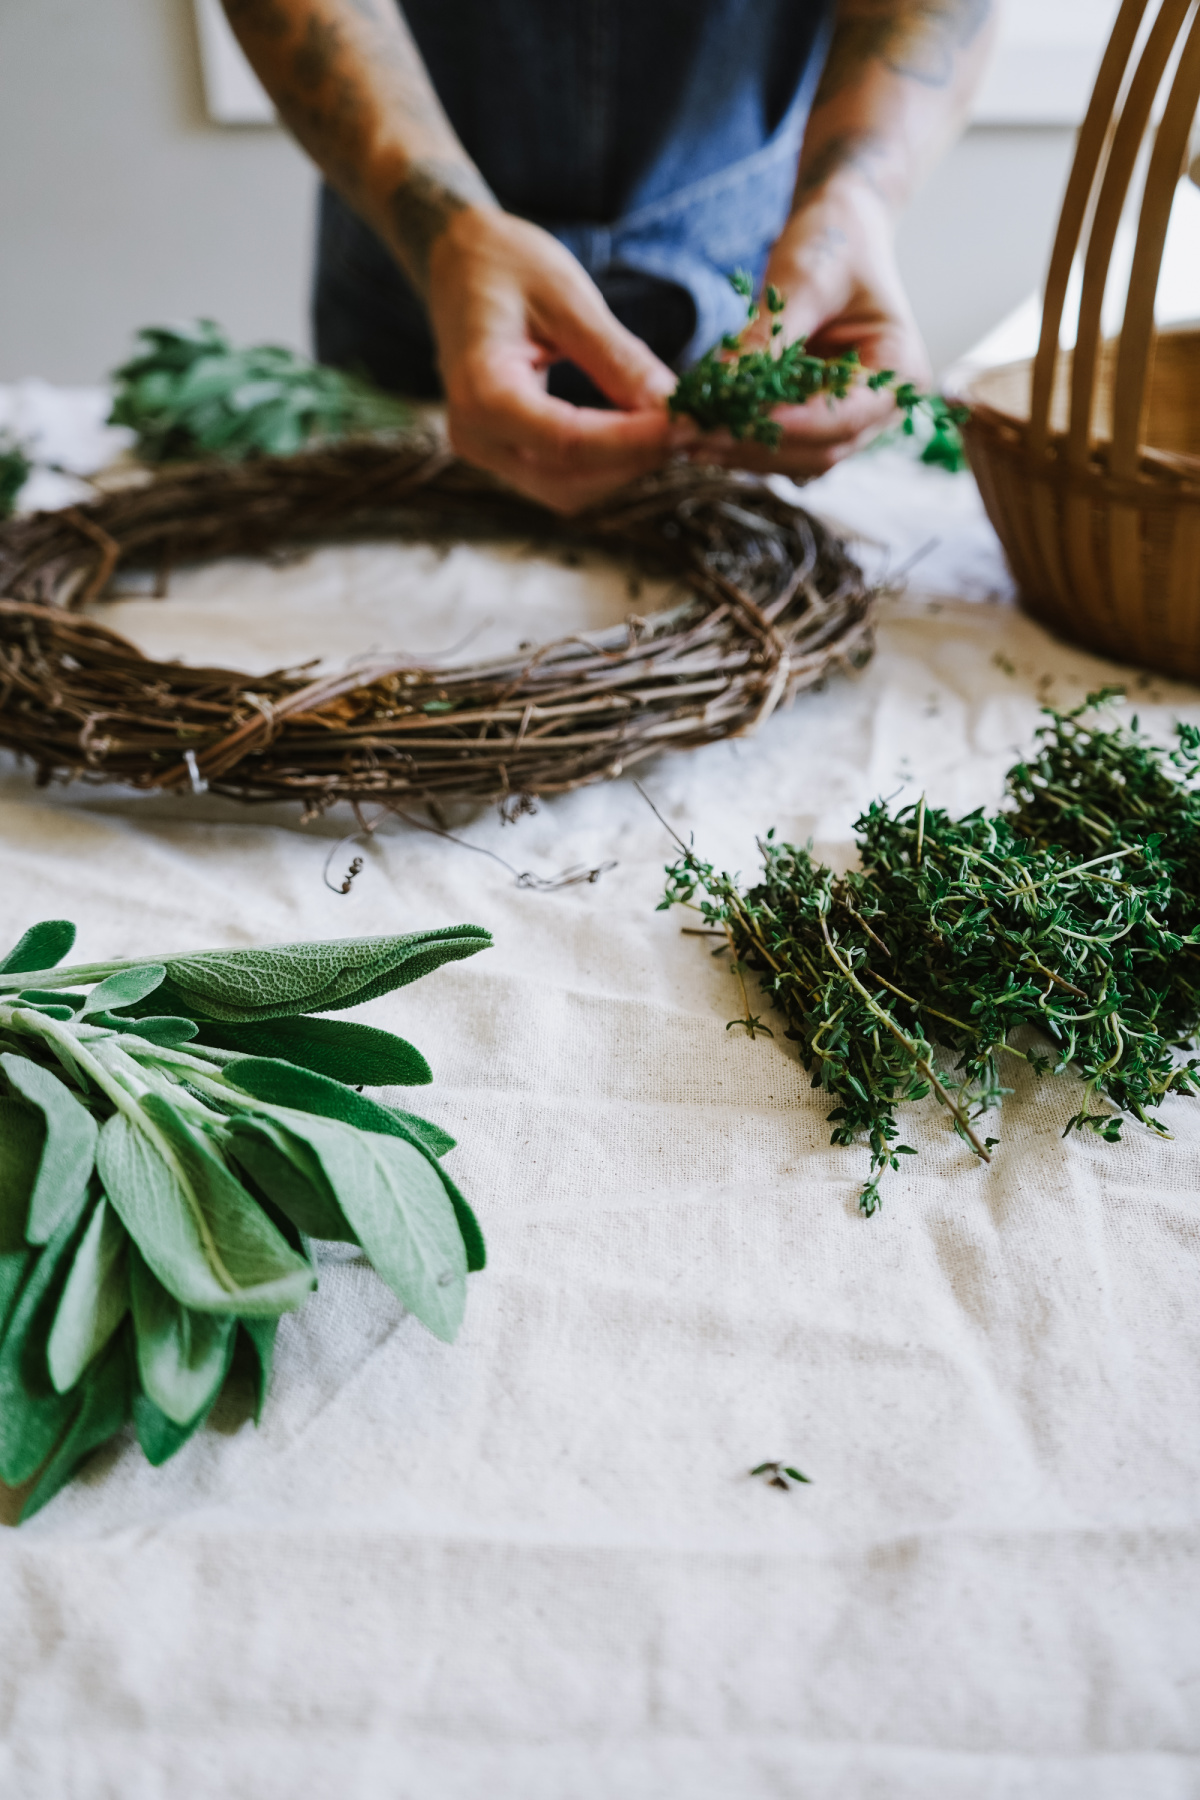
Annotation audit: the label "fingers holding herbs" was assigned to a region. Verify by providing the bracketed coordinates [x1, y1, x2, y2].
[429, 209, 681, 513]
[668, 270, 963, 479]
[0, 920, 491, 1519]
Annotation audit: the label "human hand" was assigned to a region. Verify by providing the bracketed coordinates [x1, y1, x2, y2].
[428, 207, 689, 514]
[689, 178, 931, 479]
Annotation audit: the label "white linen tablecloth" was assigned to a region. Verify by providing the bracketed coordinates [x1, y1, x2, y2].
[1, 408, 1198, 1799]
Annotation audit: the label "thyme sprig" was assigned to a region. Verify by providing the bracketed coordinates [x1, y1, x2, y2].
[669, 272, 967, 468]
[664, 695, 1200, 1214]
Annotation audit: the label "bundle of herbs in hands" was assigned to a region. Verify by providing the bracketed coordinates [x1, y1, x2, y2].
[669, 272, 968, 469]
[0, 918, 489, 1519]
[664, 695, 1200, 1214]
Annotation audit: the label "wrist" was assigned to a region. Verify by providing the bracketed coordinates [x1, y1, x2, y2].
[376, 156, 499, 294]
[794, 166, 900, 232]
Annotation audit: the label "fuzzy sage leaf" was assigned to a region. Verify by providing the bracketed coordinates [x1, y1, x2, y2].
[97, 1102, 315, 1317]
[0, 919, 76, 976]
[0, 1053, 98, 1245]
[130, 1250, 237, 1426]
[46, 1198, 130, 1395]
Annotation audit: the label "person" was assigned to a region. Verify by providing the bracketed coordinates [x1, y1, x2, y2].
[221, 1, 994, 514]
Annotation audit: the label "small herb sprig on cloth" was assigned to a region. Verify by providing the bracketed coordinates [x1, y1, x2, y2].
[664, 695, 1200, 1214]
[109, 321, 412, 463]
[0, 919, 489, 1519]
[669, 272, 967, 468]
[0, 436, 32, 519]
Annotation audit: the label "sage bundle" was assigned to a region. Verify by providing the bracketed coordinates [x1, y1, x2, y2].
[669, 273, 967, 468]
[109, 321, 412, 463]
[665, 695, 1200, 1213]
[0, 919, 489, 1518]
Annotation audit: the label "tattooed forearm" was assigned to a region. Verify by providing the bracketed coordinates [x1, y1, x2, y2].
[388, 160, 496, 288]
[220, 0, 491, 282]
[791, 0, 995, 213]
[793, 131, 888, 204]
[815, 0, 992, 105]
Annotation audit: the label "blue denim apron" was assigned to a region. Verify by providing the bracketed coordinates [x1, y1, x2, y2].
[314, 0, 835, 398]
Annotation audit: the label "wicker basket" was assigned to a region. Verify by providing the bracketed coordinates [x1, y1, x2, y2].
[961, 0, 1200, 678]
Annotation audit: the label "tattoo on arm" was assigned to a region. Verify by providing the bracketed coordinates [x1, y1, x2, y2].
[388, 160, 495, 287]
[220, 0, 491, 276]
[793, 131, 888, 204]
[815, 0, 992, 104]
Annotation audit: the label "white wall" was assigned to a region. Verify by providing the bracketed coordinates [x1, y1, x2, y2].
[0, 0, 1076, 385]
[0, 0, 314, 384]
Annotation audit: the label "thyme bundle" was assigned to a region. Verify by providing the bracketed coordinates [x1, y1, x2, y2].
[0, 918, 489, 1518]
[669, 273, 967, 469]
[665, 695, 1200, 1213]
[109, 321, 412, 463]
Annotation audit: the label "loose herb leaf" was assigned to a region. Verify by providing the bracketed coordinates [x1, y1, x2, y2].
[0, 1209, 84, 1486]
[224, 1117, 355, 1242]
[132, 1386, 210, 1467]
[89, 1012, 199, 1045]
[0, 1053, 98, 1245]
[291, 1118, 467, 1341]
[0, 1097, 43, 1251]
[96, 1106, 314, 1317]
[79, 964, 166, 1017]
[21, 1331, 133, 1521]
[224, 1058, 476, 1260]
[152, 925, 492, 1021]
[384, 1108, 456, 1159]
[0, 919, 76, 976]
[239, 1315, 278, 1424]
[0, 1248, 33, 1347]
[46, 1198, 130, 1394]
[193, 1015, 432, 1085]
[130, 1250, 236, 1426]
[0, 434, 32, 520]
[429, 1164, 487, 1274]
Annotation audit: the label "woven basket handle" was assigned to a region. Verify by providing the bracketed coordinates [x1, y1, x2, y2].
[1110, 9, 1200, 477]
[1028, 0, 1200, 470]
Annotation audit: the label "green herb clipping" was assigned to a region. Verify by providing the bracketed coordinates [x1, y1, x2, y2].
[108, 322, 413, 463]
[0, 921, 491, 1518]
[664, 693, 1200, 1213]
[669, 272, 968, 468]
[0, 434, 32, 519]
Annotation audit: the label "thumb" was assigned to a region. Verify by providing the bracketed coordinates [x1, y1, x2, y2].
[532, 282, 678, 412]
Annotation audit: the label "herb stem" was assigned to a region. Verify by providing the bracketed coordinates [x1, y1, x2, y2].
[817, 915, 991, 1163]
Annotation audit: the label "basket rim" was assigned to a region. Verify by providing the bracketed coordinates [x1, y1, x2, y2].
[962, 328, 1200, 496]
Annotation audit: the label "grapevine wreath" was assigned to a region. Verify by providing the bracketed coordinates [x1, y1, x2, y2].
[0, 432, 874, 811]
